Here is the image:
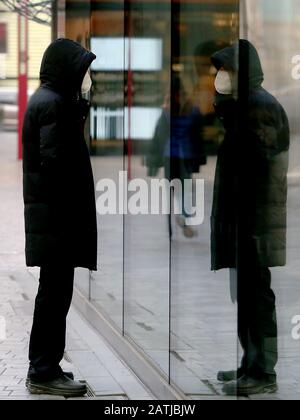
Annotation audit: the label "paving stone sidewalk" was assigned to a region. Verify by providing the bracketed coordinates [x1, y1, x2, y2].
[0, 267, 155, 400]
[0, 266, 156, 400]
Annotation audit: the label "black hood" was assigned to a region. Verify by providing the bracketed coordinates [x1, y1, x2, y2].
[211, 39, 264, 90]
[40, 38, 96, 98]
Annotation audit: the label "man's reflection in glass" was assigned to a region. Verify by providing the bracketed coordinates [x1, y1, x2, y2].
[147, 76, 206, 238]
[193, 41, 228, 153]
[210, 40, 290, 396]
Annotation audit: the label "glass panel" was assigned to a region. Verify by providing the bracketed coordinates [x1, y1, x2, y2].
[169, 0, 240, 396]
[123, 0, 171, 375]
[237, 0, 300, 400]
[89, 0, 125, 329]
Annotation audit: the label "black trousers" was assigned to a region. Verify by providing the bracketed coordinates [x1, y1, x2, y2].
[237, 264, 278, 379]
[28, 266, 75, 381]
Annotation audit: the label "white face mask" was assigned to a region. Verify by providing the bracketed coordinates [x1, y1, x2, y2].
[81, 71, 92, 94]
[214, 70, 233, 95]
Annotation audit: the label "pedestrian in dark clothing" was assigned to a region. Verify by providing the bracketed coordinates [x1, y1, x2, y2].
[22, 38, 98, 397]
[210, 40, 289, 396]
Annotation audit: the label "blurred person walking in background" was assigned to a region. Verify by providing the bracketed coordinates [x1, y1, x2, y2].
[147, 76, 206, 238]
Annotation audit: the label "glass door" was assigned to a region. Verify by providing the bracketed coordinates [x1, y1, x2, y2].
[169, 0, 240, 397]
[123, 0, 172, 376]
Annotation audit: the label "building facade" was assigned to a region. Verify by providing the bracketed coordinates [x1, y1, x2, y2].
[0, 2, 51, 89]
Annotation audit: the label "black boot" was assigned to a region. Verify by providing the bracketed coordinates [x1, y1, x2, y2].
[27, 374, 87, 398]
[26, 370, 74, 387]
[222, 374, 278, 396]
[217, 367, 244, 382]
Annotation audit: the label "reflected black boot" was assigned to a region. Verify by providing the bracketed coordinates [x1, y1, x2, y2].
[222, 374, 278, 396]
[217, 367, 244, 382]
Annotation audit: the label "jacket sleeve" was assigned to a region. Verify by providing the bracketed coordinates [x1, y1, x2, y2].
[39, 100, 66, 172]
[38, 100, 67, 199]
[243, 100, 289, 247]
[247, 101, 290, 159]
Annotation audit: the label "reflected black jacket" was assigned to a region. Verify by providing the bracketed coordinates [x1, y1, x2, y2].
[210, 40, 290, 270]
[22, 38, 98, 270]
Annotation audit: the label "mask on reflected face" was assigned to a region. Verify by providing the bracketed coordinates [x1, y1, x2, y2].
[81, 71, 92, 94]
[214, 70, 233, 95]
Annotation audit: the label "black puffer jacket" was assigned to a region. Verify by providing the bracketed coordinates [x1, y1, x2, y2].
[22, 38, 98, 270]
[210, 40, 290, 270]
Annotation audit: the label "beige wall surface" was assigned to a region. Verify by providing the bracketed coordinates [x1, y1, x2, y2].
[0, 6, 51, 89]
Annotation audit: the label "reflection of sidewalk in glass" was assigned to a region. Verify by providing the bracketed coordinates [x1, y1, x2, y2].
[288, 170, 300, 179]
[91, 150, 300, 399]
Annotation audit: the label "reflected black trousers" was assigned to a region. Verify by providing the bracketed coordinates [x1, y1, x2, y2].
[237, 263, 278, 379]
[28, 266, 75, 381]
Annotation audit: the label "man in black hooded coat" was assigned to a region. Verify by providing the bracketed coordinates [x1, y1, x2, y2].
[210, 40, 289, 395]
[22, 39, 97, 396]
